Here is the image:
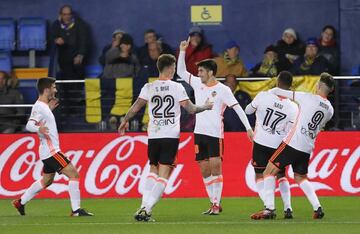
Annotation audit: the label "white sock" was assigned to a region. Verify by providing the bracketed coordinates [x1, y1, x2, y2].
[203, 176, 214, 203]
[278, 177, 292, 210]
[212, 175, 223, 206]
[69, 179, 81, 212]
[20, 179, 45, 205]
[145, 177, 167, 213]
[263, 176, 276, 210]
[141, 172, 158, 208]
[255, 178, 265, 205]
[299, 179, 321, 210]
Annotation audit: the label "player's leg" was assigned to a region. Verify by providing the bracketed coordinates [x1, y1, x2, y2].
[195, 134, 214, 212]
[60, 152, 93, 216]
[141, 164, 159, 209]
[277, 171, 292, 218]
[207, 137, 224, 215]
[291, 149, 323, 219]
[13, 173, 55, 215]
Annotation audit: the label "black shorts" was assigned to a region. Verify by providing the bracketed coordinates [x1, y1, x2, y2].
[148, 138, 179, 167]
[42, 151, 71, 174]
[270, 142, 310, 175]
[252, 142, 286, 174]
[194, 134, 224, 161]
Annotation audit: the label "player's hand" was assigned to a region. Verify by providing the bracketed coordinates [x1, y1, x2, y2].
[118, 121, 129, 135]
[204, 98, 214, 110]
[246, 128, 254, 142]
[38, 121, 49, 135]
[48, 98, 59, 111]
[179, 37, 190, 51]
[55, 37, 65, 45]
[74, 54, 84, 65]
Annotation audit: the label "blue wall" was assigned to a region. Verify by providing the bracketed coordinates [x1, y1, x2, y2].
[1, 0, 358, 74]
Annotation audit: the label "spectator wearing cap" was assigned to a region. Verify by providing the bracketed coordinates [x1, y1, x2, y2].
[177, 26, 213, 75]
[275, 28, 305, 72]
[317, 25, 339, 75]
[214, 40, 248, 77]
[290, 37, 329, 75]
[99, 28, 126, 68]
[137, 29, 173, 66]
[250, 45, 280, 77]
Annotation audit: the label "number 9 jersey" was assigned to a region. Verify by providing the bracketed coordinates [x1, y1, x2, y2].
[270, 88, 334, 154]
[249, 91, 299, 149]
[139, 79, 189, 139]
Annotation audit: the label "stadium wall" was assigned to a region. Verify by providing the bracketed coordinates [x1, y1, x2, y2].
[0, 132, 359, 198]
[4, 0, 356, 71]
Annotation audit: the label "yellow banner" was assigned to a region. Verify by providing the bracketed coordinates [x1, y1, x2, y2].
[191, 5, 222, 24]
[237, 76, 320, 99]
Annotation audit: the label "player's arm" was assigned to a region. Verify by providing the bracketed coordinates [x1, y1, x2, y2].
[177, 39, 201, 87]
[118, 98, 147, 135]
[26, 107, 48, 135]
[244, 103, 256, 115]
[268, 87, 296, 101]
[231, 104, 254, 141]
[180, 99, 213, 114]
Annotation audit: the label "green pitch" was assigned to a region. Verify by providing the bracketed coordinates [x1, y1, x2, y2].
[0, 197, 359, 234]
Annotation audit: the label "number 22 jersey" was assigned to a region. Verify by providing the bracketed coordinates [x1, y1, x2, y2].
[139, 79, 189, 139]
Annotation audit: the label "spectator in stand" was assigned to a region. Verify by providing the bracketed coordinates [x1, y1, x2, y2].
[51, 5, 90, 80]
[276, 28, 305, 72]
[177, 26, 213, 75]
[290, 37, 329, 75]
[214, 40, 248, 77]
[137, 29, 173, 65]
[223, 74, 254, 131]
[99, 28, 126, 68]
[0, 71, 24, 133]
[250, 45, 280, 77]
[317, 25, 339, 75]
[101, 33, 140, 128]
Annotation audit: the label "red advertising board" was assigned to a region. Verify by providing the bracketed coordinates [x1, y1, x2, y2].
[0, 132, 359, 198]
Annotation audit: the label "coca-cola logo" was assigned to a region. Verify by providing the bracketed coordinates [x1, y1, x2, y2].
[0, 133, 359, 198]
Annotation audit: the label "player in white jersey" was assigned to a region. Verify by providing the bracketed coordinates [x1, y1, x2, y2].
[118, 54, 213, 222]
[178, 38, 254, 215]
[251, 72, 335, 220]
[12, 77, 93, 217]
[245, 71, 298, 219]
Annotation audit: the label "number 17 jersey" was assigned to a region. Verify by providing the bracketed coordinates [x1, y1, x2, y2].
[251, 91, 298, 149]
[139, 79, 189, 139]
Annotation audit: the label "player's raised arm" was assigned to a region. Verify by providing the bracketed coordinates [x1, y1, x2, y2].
[118, 98, 147, 135]
[268, 87, 296, 101]
[180, 98, 213, 114]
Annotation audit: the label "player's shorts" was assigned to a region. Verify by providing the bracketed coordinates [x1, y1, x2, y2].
[42, 151, 71, 174]
[148, 138, 179, 167]
[269, 142, 310, 175]
[194, 134, 224, 161]
[252, 142, 286, 174]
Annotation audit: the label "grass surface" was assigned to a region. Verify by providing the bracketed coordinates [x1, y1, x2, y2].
[0, 197, 359, 234]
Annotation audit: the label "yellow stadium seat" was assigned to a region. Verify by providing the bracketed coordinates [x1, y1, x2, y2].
[85, 78, 102, 123]
[110, 78, 133, 116]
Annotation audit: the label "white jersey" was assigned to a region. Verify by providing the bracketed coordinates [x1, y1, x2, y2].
[28, 100, 60, 160]
[271, 88, 334, 154]
[250, 91, 298, 149]
[139, 79, 189, 139]
[177, 51, 251, 138]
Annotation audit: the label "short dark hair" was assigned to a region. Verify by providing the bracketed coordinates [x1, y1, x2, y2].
[144, 29, 156, 35]
[59, 4, 73, 14]
[319, 72, 335, 91]
[197, 59, 217, 76]
[322, 25, 336, 38]
[277, 71, 293, 89]
[157, 54, 176, 73]
[37, 77, 56, 94]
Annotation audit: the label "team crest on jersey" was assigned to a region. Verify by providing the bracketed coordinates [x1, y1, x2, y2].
[211, 91, 217, 97]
